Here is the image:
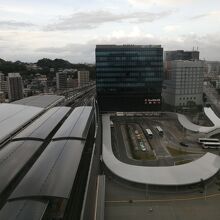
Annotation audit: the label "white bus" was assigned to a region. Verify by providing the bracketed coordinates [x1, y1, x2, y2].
[198, 138, 219, 144]
[156, 126, 163, 136]
[146, 129, 153, 138]
[110, 121, 114, 128]
[202, 142, 220, 149]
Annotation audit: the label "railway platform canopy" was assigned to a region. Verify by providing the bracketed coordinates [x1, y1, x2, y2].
[13, 95, 65, 109]
[0, 103, 43, 145]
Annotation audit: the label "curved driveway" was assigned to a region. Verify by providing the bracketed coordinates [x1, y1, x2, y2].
[103, 114, 220, 186]
[177, 107, 220, 133]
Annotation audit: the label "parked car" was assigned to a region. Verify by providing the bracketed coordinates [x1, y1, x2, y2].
[180, 142, 189, 147]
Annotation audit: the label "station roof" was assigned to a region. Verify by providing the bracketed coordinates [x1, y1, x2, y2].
[177, 107, 220, 133]
[52, 106, 94, 140]
[13, 107, 71, 141]
[10, 139, 85, 200]
[0, 200, 48, 220]
[0, 140, 43, 195]
[0, 104, 43, 144]
[13, 95, 65, 109]
[102, 114, 220, 186]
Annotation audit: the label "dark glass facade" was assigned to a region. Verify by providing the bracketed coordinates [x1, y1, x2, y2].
[165, 50, 200, 61]
[96, 45, 163, 111]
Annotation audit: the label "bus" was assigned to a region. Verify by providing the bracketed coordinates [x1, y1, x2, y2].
[146, 129, 153, 138]
[156, 126, 163, 136]
[110, 121, 114, 128]
[202, 142, 220, 149]
[198, 138, 219, 144]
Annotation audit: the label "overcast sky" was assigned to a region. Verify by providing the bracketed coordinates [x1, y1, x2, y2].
[0, 0, 220, 63]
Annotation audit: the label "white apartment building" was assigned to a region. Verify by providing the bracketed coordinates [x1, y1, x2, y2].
[78, 71, 89, 87]
[162, 60, 205, 108]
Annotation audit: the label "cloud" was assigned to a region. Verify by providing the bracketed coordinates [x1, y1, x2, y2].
[1, 28, 220, 63]
[0, 20, 35, 29]
[163, 25, 180, 32]
[190, 11, 220, 20]
[35, 32, 220, 63]
[45, 9, 171, 31]
[36, 43, 95, 63]
[128, 0, 200, 6]
[0, 5, 34, 14]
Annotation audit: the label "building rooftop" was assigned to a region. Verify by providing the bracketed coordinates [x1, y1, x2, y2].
[8, 72, 21, 78]
[96, 44, 162, 48]
[13, 95, 65, 109]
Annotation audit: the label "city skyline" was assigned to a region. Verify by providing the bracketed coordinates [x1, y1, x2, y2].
[0, 0, 220, 62]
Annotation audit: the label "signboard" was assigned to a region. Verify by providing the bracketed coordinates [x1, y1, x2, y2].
[144, 98, 161, 105]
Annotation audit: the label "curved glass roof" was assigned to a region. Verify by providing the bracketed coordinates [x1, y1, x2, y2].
[0, 140, 43, 195]
[0, 103, 43, 144]
[13, 95, 65, 109]
[0, 200, 48, 220]
[13, 107, 71, 141]
[10, 140, 85, 200]
[52, 106, 94, 140]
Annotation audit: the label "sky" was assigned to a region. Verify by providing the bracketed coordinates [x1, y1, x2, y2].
[0, 0, 220, 63]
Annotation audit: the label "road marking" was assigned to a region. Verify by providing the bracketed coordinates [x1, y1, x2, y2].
[105, 193, 220, 204]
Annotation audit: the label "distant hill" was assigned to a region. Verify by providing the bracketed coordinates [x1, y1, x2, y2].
[37, 58, 95, 79]
[37, 58, 73, 69]
[0, 58, 95, 79]
[0, 59, 27, 74]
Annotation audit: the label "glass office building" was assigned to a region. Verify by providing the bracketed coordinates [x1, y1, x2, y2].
[96, 45, 163, 111]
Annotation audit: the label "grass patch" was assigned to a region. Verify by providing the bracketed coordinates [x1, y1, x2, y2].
[167, 146, 193, 156]
[133, 151, 156, 160]
[125, 124, 156, 161]
[175, 160, 192, 165]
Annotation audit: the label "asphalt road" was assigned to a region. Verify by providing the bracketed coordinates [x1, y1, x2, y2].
[105, 198, 220, 220]
[105, 173, 220, 220]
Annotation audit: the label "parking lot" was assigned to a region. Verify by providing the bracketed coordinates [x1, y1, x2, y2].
[111, 114, 206, 167]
